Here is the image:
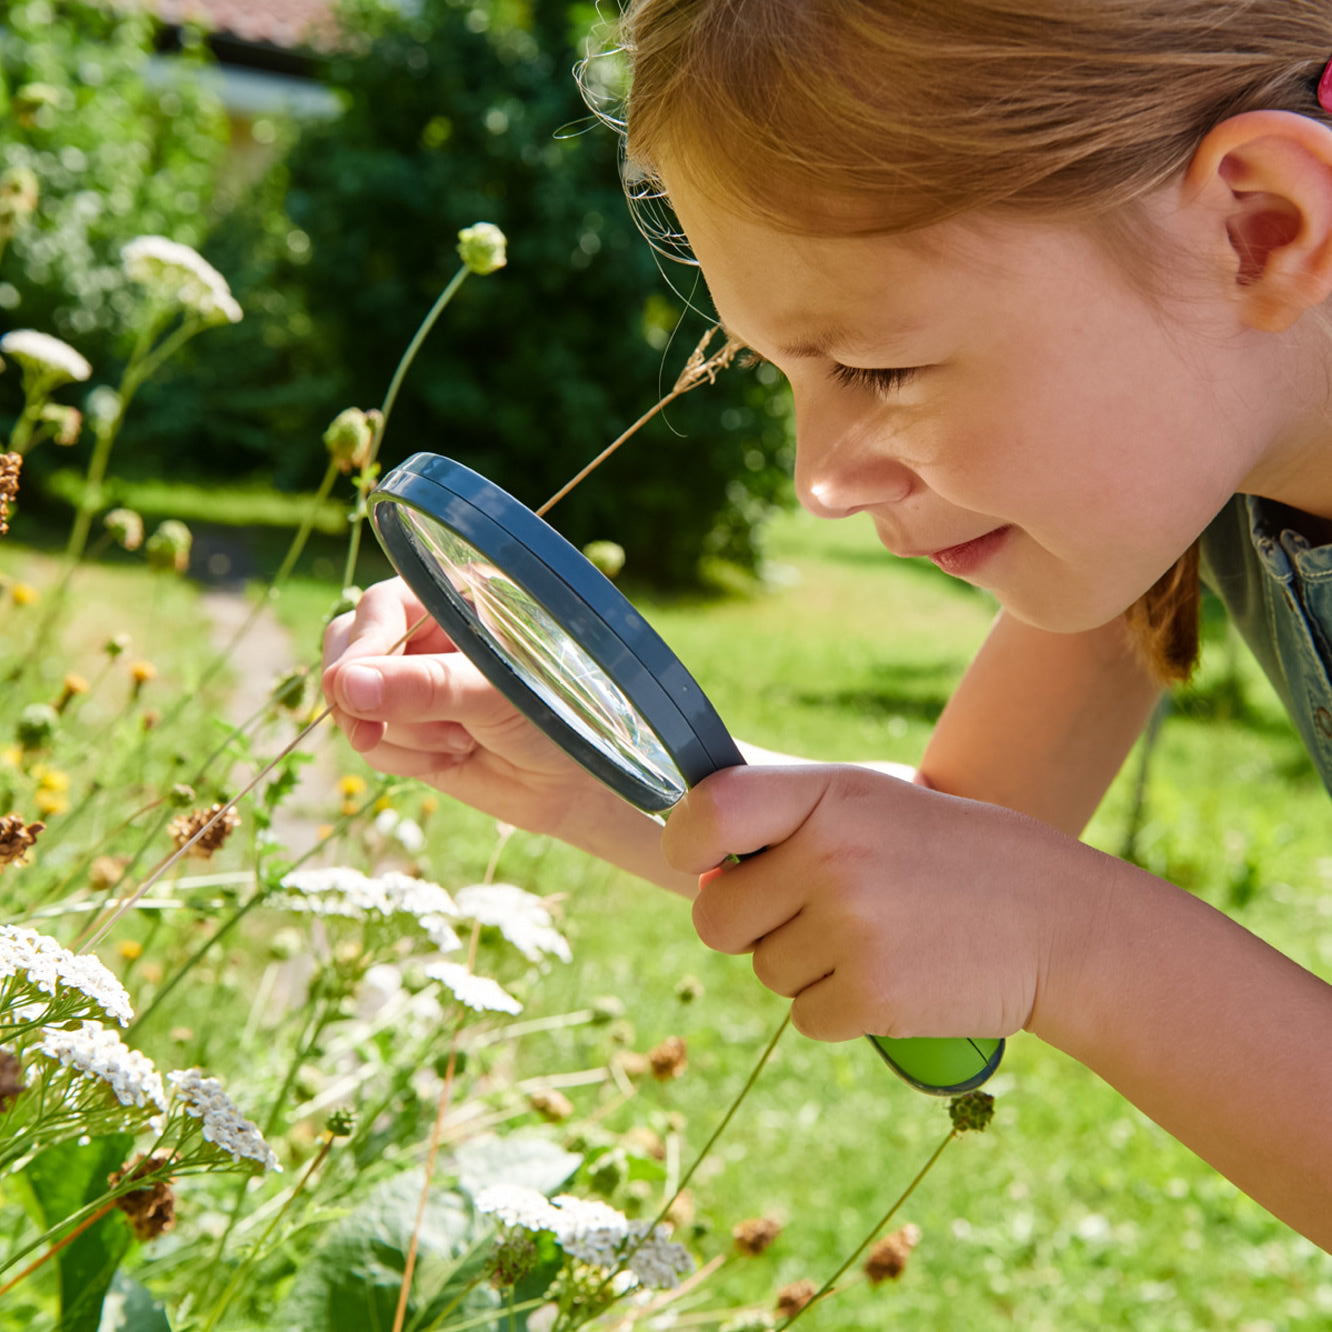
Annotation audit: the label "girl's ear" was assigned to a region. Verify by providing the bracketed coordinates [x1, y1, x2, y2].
[1184, 110, 1332, 331]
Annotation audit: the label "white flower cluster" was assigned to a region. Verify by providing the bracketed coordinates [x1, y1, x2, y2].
[454, 883, 572, 964]
[37, 1020, 166, 1116]
[475, 1186, 693, 1290]
[423, 961, 522, 1015]
[0, 924, 134, 1026]
[374, 808, 426, 854]
[0, 329, 92, 383]
[278, 867, 463, 952]
[167, 1068, 280, 1172]
[121, 235, 243, 325]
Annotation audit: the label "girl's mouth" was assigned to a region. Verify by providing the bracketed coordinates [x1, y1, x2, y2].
[927, 525, 1011, 577]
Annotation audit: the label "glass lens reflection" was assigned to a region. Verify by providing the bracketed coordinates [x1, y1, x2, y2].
[399, 507, 686, 807]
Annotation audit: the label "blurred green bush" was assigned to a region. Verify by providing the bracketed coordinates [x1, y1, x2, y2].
[3, 0, 796, 586]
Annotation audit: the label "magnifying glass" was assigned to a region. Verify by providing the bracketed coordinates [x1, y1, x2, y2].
[369, 451, 1003, 1096]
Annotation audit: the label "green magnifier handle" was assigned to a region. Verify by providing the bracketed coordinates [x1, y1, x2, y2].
[866, 1033, 1004, 1096]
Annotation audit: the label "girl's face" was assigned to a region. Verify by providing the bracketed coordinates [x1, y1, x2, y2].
[668, 182, 1313, 632]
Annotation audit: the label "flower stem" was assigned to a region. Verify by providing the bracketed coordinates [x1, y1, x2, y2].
[0, 1198, 118, 1298]
[594, 1012, 790, 1311]
[393, 927, 478, 1332]
[775, 1128, 958, 1330]
[342, 264, 469, 590]
[199, 1132, 335, 1332]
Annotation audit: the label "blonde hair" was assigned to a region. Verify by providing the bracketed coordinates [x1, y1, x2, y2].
[616, 0, 1332, 683]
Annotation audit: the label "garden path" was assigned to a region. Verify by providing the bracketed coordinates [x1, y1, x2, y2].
[199, 585, 343, 860]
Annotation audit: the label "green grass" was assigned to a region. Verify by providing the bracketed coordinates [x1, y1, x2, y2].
[5, 503, 1331, 1328]
[270, 503, 1332, 1327]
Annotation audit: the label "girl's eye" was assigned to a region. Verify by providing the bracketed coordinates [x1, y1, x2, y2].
[829, 363, 918, 395]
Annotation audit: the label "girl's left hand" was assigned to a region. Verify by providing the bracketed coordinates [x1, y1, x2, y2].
[661, 764, 1101, 1042]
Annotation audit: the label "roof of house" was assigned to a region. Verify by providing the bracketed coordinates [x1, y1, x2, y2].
[150, 0, 340, 52]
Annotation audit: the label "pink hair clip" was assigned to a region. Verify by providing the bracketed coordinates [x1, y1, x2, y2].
[1318, 56, 1332, 112]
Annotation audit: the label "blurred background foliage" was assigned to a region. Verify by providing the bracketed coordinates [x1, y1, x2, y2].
[0, 0, 797, 587]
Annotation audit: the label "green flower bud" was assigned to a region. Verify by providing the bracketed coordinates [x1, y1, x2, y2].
[323, 407, 380, 474]
[169, 784, 196, 808]
[674, 974, 704, 1004]
[589, 1147, 626, 1196]
[456, 222, 507, 276]
[104, 508, 144, 552]
[16, 702, 59, 750]
[590, 995, 625, 1025]
[582, 540, 625, 580]
[39, 403, 80, 446]
[271, 667, 308, 713]
[326, 1107, 358, 1137]
[948, 1090, 995, 1134]
[328, 586, 362, 620]
[145, 520, 192, 574]
[102, 632, 131, 658]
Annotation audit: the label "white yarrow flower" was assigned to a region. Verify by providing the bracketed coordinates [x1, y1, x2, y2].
[424, 961, 522, 1014]
[121, 235, 243, 325]
[475, 1186, 692, 1289]
[167, 1068, 280, 1171]
[278, 867, 462, 953]
[0, 924, 134, 1026]
[0, 329, 92, 383]
[37, 1020, 166, 1113]
[475, 1183, 561, 1233]
[454, 883, 572, 963]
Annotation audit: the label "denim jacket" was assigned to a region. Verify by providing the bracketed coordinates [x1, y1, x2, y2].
[1199, 494, 1332, 795]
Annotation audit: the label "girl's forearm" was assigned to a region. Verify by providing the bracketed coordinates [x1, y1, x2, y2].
[1031, 850, 1332, 1250]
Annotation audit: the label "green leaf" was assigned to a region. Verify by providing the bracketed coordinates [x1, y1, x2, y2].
[21, 1133, 135, 1332]
[454, 1133, 581, 1199]
[97, 1272, 171, 1331]
[276, 1171, 496, 1332]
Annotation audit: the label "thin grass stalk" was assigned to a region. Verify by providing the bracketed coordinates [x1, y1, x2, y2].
[199, 1131, 336, 1332]
[0, 1198, 118, 1299]
[150, 459, 344, 742]
[774, 1127, 959, 1330]
[393, 920, 481, 1332]
[535, 327, 740, 520]
[124, 782, 389, 1037]
[587, 1013, 791, 1315]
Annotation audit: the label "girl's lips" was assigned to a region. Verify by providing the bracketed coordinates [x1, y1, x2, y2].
[926, 525, 1011, 577]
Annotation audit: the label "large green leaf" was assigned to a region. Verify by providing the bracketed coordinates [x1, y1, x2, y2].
[454, 1133, 581, 1200]
[22, 1134, 135, 1332]
[98, 1272, 171, 1331]
[277, 1170, 497, 1332]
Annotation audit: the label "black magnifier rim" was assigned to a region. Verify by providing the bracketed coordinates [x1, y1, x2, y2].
[368, 452, 743, 813]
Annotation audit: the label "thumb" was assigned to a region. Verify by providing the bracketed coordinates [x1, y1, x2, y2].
[661, 764, 842, 875]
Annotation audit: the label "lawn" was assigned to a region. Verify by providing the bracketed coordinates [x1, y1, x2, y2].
[283, 503, 1332, 1328]
[3, 500, 1330, 1329]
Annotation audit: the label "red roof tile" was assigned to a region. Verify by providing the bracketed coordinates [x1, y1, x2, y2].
[151, 0, 340, 51]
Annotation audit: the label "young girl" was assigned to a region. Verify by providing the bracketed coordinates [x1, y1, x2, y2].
[323, 1, 1332, 1249]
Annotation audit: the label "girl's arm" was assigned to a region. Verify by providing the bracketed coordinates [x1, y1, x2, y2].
[1031, 843, 1332, 1250]
[918, 610, 1162, 835]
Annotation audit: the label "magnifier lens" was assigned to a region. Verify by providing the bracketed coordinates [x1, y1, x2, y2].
[397, 507, 686, 807]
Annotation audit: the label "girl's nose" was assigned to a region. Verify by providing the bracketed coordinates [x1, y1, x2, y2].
[792, 392, 919, 520]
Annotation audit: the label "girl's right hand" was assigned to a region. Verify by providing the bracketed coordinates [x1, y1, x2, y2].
[321, 577, 624, 844]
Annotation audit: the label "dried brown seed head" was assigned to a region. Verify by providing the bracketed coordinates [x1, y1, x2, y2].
[0, 453, 21, 537]
[527, 1088, 574, 1123]
[864, 1223, 921, 1284]
[775, 1280, 817, 1318]
[0, 813, 45, 870]
[0, 1049, 24, 1111]
[648, 1035, 688, 1081]
[167, 804, 241, 860]
[733, 1216, 783, 1257]
[109, 1155, 177, 1241]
